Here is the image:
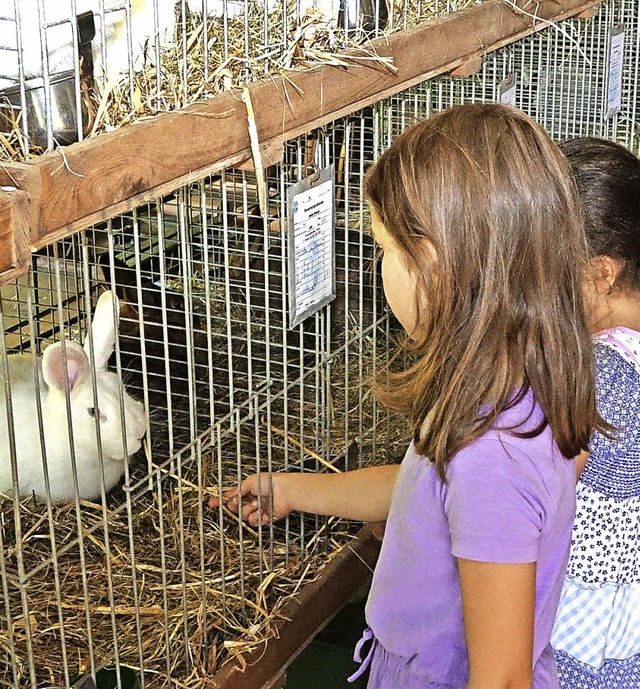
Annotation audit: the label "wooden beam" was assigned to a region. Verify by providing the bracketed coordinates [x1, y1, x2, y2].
[0, 188, 32, 280]
[575, 0, 603, 18]
[207, 525, 380, 689]
[449, 55, 484, 78]
[0, 0, 602, 284]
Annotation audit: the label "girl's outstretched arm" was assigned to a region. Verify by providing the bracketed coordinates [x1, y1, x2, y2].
[459, 559, 535, 689]
[210, 465, 401, 526]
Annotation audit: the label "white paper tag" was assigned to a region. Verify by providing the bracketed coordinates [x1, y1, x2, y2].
[498, 74, 516, 106]
[607, 24, 625, 118]
[287, 166, 336, 328]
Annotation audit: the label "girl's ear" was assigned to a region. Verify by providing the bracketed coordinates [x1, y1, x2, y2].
[420, 237, 438, 264]
[586, 255, 626, 295]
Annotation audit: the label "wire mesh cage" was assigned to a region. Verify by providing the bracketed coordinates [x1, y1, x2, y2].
[0, 104, 406, 687]
[379, 0, 639, 151]
[0, 0, 473, 159]
[1, 0, 639, 686]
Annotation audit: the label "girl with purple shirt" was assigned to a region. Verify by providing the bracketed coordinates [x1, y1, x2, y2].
[212, 104, 606, 689]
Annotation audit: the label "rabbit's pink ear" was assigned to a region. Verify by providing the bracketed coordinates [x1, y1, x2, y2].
[42, 341, 90, 393]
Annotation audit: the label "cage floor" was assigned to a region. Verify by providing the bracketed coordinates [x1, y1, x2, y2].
[0, 328, 407, 689]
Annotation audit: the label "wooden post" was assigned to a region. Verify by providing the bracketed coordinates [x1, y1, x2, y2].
[0, 187, 32, 281]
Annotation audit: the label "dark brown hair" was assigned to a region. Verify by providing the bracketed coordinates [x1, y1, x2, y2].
[559, 137, 640, 291]
[365, 103, 603, 478]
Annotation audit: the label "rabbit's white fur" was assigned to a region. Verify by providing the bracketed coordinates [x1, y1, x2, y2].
[0, 291, 146, 502]
[0, 0, 178, 89]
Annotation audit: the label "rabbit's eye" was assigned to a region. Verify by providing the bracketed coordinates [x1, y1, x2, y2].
[88, 407, 98, 417]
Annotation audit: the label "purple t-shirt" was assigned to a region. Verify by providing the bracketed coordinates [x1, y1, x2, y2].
[366, 391, 576, 689]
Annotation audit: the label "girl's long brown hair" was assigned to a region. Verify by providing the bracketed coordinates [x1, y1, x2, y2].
[365, 103, 604, 479]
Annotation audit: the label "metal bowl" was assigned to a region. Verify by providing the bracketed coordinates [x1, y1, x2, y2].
[0, 70, 92, 150]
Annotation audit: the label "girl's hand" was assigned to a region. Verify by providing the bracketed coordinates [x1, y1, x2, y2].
[209, 473, 293, 526]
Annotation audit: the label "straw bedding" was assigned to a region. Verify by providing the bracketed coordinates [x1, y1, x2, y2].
[0, 325, 408, 688]
[0, 3, 429, 681]
[0, 0, 479, 162]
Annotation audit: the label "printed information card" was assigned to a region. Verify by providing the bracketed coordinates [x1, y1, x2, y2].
[498, 74, 517, 107]
[287, 166, 336, 328]
[607, 24, 625, 118]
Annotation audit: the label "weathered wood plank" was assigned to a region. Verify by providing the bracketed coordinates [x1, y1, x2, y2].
[0, 188, 32, 280]
[206, 525, 380, 689]
[0, 0, 603, 284]
[449, 56, 484, 78]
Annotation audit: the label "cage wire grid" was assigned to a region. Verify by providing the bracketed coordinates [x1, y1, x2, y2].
[0, 108, 404, 687]
[0, 0, 474, 159]
[379, 0, 639, 151]
[1, 0, 639, 686]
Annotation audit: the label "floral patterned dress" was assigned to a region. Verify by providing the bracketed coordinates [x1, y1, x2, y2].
[552, 327, 640, 688]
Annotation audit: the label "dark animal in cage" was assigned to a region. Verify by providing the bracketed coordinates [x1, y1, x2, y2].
[93, 183, 394, 451]
[96, 252, 223, 410]
[0, 290, 146, 501]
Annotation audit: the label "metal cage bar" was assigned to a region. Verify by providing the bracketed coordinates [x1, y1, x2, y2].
[1, 0, 638, 684]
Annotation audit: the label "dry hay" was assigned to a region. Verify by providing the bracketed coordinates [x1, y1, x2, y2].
[0, 0, 481, 162]
[0, 322, 408, 688]
[0, 102, 26, 162]
[0, 460, 354, 688]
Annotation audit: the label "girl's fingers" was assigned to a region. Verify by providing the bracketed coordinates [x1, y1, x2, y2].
[209, 484, 253, 506]
[248, 511, 270, 527]
[209, 494, 271, 526]
[241, 501, 258, 520]
[208, 475, 272, 525]
[208, 486, 239, 508]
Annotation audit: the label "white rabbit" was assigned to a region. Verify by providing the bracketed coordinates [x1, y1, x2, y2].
[0, 290, 147, 502]
[0, 0, 178, 89]
[186, 0, 337, 22]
